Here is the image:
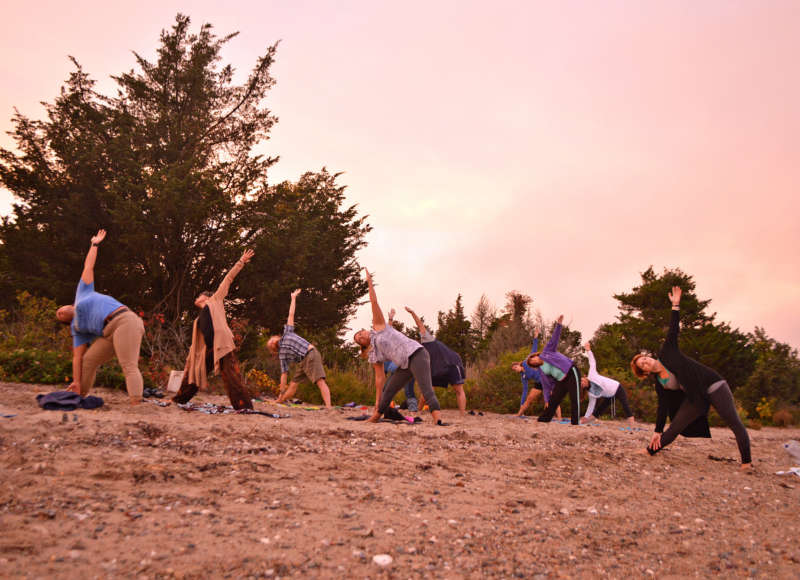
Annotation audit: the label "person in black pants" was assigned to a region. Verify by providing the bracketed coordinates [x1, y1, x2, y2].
[526, 315, 581, 425]
[637, 286, 752, 469]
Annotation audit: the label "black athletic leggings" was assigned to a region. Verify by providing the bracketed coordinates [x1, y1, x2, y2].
[650, 381, 751, 464]
[378, 348, 441, 414]
[594, 386, 633, 418]
[537, 366, 581, 425]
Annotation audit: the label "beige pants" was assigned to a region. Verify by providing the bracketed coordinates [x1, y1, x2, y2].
[80, 310, 145, 399]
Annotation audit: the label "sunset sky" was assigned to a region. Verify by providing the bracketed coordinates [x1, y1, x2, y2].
[1, 1, 798, 348]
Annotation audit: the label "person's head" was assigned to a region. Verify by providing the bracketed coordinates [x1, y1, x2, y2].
[194, 291, 213, 308]
[580, 377, 589, 389]
[526, 351, 544, 367]
[511, 362, 524, 373]
[56, 305, 74, 325]
[353, 329, 371, 348]
[266, 335, 281, 354]
[353, 329, 372, 358]
[631, 353, 659, 378]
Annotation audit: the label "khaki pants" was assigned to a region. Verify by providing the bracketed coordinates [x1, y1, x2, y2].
[80, 310, 145, 399]
[291, 348, 326, 384]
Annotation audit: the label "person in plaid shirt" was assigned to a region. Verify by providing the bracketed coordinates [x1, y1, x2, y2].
[267, 289, 332, 408]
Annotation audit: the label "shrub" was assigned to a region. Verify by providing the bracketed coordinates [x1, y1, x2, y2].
[0, 291, 72, 352]
[246, 368, 279, 397]
[756, 397, 777, 423]
[773, 409, 793, 427]
[0, 348, 71, 384]
[464, 346, 534, 414]
[293, 368, 374, 406]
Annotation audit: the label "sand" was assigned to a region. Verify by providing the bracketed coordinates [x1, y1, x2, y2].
[1, 381, 798, 579]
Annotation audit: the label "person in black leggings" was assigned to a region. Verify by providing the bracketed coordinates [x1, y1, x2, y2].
[643, 286, 751, 469]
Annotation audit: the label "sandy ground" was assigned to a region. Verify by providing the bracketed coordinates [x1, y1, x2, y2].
[1, 381, 799, 579]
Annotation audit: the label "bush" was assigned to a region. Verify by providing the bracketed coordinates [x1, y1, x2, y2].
[773, 409, 794, 427]
[0, 348, 71, 384]
[293, 368, 374, 406]
[0, 291, 72, 352]
[465, 346, 533, 414]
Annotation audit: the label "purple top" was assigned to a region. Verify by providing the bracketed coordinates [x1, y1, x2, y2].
[537, 323, 574, 400]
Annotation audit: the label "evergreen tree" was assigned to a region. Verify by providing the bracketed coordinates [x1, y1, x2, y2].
[0, 14, 369, 337]
[435, 294, 476, 362]
[591, 267, 755, 387]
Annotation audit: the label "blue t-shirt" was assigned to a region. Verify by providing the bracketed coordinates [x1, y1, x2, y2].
[71, 281, 124, 347]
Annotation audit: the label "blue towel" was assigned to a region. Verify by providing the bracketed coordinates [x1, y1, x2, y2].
[36, 391, 104, 411]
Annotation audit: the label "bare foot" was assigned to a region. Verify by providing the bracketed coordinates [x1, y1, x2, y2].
[365, 412, 381, 423]
[130, 398, 142, 406]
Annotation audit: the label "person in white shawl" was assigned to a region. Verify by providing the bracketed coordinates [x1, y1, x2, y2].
[580, 342, 635, 424]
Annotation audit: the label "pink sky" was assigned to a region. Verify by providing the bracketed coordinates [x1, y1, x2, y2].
[1, 1, 799, 348]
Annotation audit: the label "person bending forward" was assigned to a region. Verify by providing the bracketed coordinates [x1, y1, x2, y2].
[267, 289, 333, 409]
[353, 269, 446, 425]
[580, 342, 635, 424]
[56, 230, 145, 405]
[172, 250, 254, 410]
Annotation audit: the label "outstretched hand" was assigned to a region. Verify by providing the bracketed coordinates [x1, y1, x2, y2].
[291, 288, 301, 299]
[240, 249, 255, 264]
[583, 342, 591, 351]
[404, 306, 415, 315]
[556, 314, 564, 325]
[90, 229, 107, 245]
[388, 308, 396, 320]
[363, 268, 373, 283]
[533, 327, 540, 339]
[668, 286, 682, 307]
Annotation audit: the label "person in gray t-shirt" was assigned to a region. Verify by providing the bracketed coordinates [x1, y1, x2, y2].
[353, 268, 447, 426]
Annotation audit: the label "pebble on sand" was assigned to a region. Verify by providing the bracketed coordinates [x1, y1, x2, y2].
[373, 554, 393, 567]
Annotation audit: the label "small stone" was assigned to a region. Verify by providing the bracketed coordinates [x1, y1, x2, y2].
[385, 528, 395, 535]
[372, 554, 393, 567]
[259, 537, 270, 544]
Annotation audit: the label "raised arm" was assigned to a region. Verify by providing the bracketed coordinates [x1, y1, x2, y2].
[584, 342, 598, 375]
[387, 308, 396, 325]
[287, 289, 301, 325]
[543, 315, 564, 353]
[404, 306, 426, 336]
[529, 327, 540, 355]
[215, 249, 254, 299]
[664, 286, 682, 349]
[80, 229, 106, 284]
[364, 268, 386, 331]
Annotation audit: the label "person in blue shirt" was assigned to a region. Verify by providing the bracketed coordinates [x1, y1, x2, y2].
[514, 329, 561, 419]
[55, 230, 145, 405]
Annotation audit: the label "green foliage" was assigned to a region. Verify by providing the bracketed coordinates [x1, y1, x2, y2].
[0, 348, 71, 384]
[591, 266, 755, 392]
[0, 291, 72, 351]
[0, 15, 369, 335]
[435, 294, 476, 363]
[736, 328, 800, 417]
[293, 368, 374, 407]
[466, 346, 532, 414]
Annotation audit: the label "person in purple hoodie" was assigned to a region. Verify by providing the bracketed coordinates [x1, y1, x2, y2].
[525, 315, 581, 425]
